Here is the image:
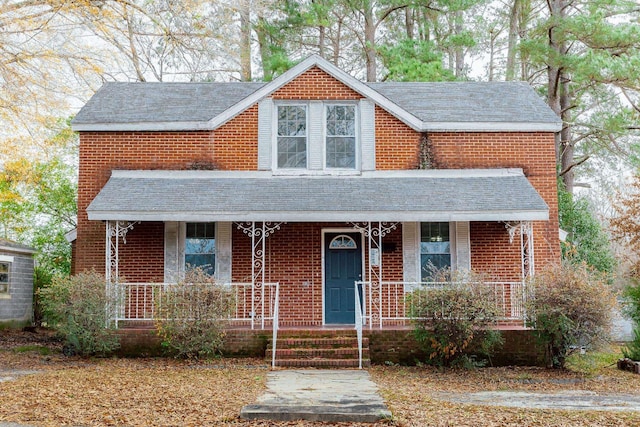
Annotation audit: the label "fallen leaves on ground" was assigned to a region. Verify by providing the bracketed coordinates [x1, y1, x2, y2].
[2, 330, 640, 426]
[370, 363, 640, 427]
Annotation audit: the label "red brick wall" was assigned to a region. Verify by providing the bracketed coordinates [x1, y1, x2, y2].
[77, 131, 215, 275]
[272, 67, 363, 100]
[429, 132, 560, 277]
[213, 106, 258, 170]
[375, 106, 421, 170]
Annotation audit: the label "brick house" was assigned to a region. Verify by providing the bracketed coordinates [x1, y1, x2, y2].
[71, 55, 561, 363]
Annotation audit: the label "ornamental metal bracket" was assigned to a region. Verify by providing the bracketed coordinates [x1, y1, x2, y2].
[107, 221, 139, 244]
[235, 222, 283, 238]
[504, 221, 532, 244]
[503, 221, 535, 280]
[348, 222, 398, 238]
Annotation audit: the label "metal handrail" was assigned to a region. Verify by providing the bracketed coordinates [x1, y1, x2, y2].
[271, 282, 280, 369]
[354, 282, 363, 369]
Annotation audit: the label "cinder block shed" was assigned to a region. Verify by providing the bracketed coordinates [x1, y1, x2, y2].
[0, 239, 36, 324]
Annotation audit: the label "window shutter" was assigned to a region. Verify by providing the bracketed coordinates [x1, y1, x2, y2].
[455, 221, 471, 271]
[164, 221, 179, 282]
[257, 98, 273, 170]
[308, 101, 323, 170]
[215, 222, 232, 283]
[360, 99, 376, 171]
[402, 222, 420, 283]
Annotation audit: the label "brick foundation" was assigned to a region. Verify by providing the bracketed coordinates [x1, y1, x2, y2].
[116, 327, 544, 366]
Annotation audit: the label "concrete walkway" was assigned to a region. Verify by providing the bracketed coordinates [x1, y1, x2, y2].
[240, 369, 392, 423]
[436, 390, 640, 412]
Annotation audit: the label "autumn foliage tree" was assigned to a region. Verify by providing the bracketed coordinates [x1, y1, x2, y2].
[610, 176, 640, 278]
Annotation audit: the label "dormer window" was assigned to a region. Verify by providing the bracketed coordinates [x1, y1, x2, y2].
[326, 105, 356, 169]
[273, 101, 360, 173]
[277, 105, 307, 168]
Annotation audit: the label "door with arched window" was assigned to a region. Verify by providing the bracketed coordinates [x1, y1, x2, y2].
[324, 232, 362, 324]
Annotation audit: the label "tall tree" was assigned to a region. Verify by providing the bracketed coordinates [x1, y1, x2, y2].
[0, 121, 77, 275]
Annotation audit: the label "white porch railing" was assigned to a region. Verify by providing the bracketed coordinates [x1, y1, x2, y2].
[110, 282, 280, 330]
[354, 281, 526, 329]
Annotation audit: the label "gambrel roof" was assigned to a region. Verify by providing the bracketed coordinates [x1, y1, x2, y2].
[87, 169, 548, 222]
[72, 55, 561, 133]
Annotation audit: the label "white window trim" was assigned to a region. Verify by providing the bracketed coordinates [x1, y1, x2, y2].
[272, 103, 309, 171]
[418, 222, 457, 281]
[182, 222, 217, 277]
[0, 257, 12, 297]
[272, 101, 361, 173]
[323, 102, 360, 171]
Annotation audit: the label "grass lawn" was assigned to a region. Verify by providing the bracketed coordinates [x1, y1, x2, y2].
[1, 337, 639, 427]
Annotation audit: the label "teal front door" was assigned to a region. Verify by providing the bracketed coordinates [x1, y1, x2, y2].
[324, 232, 362, 324]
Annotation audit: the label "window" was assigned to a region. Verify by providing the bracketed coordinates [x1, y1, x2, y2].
[185, 223, 215, 275]
[326, 105, 356, 169]
[329, 235, 357, 249]
[277, 105, 307, 168]
[0, 262, 9, 294]
[420, 222, 451, 281]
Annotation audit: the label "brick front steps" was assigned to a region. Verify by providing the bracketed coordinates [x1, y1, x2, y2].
[268, 330, 370, 368]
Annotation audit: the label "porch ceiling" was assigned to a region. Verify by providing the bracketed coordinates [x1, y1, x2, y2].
[86, 169, 549, 222]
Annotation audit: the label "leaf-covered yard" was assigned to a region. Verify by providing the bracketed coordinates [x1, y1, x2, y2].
[1, 331, 639, 427]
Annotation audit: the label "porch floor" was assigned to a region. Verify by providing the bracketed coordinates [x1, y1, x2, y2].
[115, 321, 527, 331]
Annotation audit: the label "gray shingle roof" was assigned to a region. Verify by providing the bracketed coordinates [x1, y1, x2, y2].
[71, 55, 561, 131]
[87, 170, 548, 222]
[365, 82, 559, 124]
[73, 82, 266, 125]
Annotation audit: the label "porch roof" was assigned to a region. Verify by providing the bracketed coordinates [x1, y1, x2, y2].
[87, 169, 549, 222]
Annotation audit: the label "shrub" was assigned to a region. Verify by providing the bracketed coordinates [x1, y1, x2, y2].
[33, 265, 53, 327]
[155, 268, 234, 359]
[526, 262, 616, 368]
[38, 271, 119, 356]
[622, 282, 640, 360]
[411, 269, 503, 368]
[623, 282, 640, 326]
[623, 329, 640, 360]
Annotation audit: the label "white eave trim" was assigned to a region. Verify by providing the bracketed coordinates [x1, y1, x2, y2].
[65, 228, 77, 243]
[419, 121, 563, 132]
[71, 121, 211, 132]
[73, 119, 563, 133]
[420, 122, 562, 132]
[87, 209, 549, 223]
[110, 167, 527, 180]
[0, 245, 36, 255]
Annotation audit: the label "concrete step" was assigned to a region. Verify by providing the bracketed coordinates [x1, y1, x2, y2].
[240, 370, 391, 423]
[274, 358, 370, 368]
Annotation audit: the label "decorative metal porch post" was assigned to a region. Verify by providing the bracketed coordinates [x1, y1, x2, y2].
[507, 221, 535, 280]
[349, 222, 398, 329]
[236, 222, 282, 329]
[105, 220, 137, 327]
[506, 221, 535, 321]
